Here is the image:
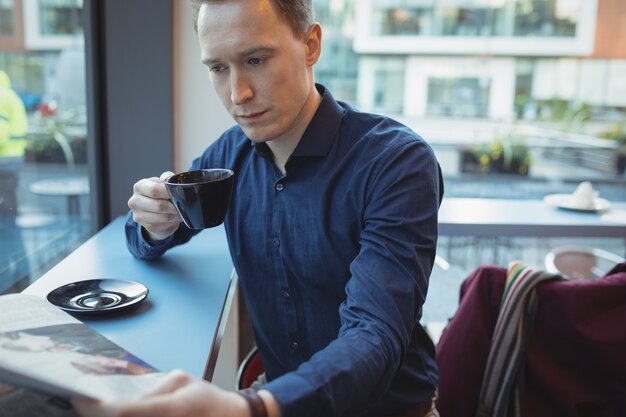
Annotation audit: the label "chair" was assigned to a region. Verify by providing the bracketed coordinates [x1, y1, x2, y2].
[236, 347, 265, 390]
[544, 245, 625, 280]
[436, 262, 626, 417]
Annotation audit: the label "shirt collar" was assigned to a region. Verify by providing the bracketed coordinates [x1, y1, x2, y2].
[253, 84, 344, 158]
[291, 84, 343, 157]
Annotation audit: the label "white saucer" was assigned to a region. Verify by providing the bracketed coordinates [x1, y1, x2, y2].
[544, 194, 611, 213]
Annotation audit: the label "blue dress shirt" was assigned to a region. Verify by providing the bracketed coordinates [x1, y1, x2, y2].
[126, 85, 443, 417]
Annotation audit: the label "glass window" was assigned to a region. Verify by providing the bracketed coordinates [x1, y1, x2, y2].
[514, 0, 581, 37]
[1, 0, 90, 294]
[371, 1, 509, 37]
[39, 0, 83, 36]
[368, 0, 584, 39]
[374, 6, 432, 36]
[0, 0, 14, 36]
[314, 0, 359, 104]
[427, 77, 490, 118]
[374, 66, 405, 114]
[436, 6, 506, 37]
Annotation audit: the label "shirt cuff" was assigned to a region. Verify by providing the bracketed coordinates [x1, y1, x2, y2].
[262, 372, 318, 417]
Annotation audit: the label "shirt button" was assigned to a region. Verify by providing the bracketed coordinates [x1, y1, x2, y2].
[273, 238, 280, 247]
[290, 341, 299, 350]
[275, 183, 284, 191]
[281, 290, 290, 298]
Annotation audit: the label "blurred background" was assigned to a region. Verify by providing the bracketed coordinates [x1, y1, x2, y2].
[1, 0, 625, 308]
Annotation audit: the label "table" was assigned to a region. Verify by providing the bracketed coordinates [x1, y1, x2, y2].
[23, 216, 235, 380]
[438, 197, 626, 258]
[29, 177, 90, 217]
[439, 198, 626, 238]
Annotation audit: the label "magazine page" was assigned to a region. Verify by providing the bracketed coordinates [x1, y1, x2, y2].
[0, 294, 164, 402]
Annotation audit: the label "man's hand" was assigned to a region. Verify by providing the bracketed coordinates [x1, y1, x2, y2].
[128, 171, 181, 241]
[72, 370, 250, 417]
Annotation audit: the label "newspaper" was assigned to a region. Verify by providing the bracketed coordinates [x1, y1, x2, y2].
[0, 294, 165, 402]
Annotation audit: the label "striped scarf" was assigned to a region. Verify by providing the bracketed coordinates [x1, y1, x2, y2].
[476, 262, 563, 417]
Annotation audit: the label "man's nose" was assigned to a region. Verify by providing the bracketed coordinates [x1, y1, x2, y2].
[230, 70, 253, 105]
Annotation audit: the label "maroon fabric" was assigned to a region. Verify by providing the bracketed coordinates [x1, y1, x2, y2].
[436, 263, 626, 417]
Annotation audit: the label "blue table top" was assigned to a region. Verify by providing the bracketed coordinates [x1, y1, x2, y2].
[23, 217, 234, 379]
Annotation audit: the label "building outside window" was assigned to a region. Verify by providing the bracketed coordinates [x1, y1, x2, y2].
[373, 6, 431, 36]
[317, 0, 624, 177]
[0, 0, 14, 36]
[435, 5, 505, 37]
[374, 66, 405, 114]
[38, 0, 82, 36]
[0, 0, 89, 294]
[314, 0, 359, 104]
[356, 56, 405, 115]
[427, 77, 490, 118]
[514, 0, 581, 37]
[366, 0, 582, 39]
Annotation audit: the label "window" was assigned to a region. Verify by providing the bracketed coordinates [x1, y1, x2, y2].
[374, 67, 405, 114]
[374, 6, 431, 36]
[427, 77, 490, 118]
[0, 0, 14, 36]
[38, 0, 83, 36]
[1, 0, 89, 294]
[435, 6, 505, 37]
[514, 0, 581, 37]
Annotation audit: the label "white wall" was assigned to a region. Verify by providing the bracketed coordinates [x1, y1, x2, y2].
[173, 1, 233, 172]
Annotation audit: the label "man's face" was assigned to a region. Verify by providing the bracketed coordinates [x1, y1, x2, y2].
[197, 0, 318, 144]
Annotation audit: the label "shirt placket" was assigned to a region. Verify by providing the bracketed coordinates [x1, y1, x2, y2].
[271, 172, 302, 367]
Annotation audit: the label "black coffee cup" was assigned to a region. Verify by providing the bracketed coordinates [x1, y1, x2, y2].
[164, 169, 234, 229]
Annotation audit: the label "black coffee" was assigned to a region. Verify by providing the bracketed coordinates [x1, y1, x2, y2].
[164, 169, 234, 229]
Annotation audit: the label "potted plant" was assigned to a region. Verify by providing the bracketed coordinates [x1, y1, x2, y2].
[461, 132, 532, 176]
[23, 105, 87, 165]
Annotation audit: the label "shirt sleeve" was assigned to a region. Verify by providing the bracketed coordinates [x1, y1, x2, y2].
[264, 139, 443, 416]
[124, 210, 199, 260]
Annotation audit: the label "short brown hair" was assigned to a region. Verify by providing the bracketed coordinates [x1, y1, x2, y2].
[190, 0, 312, 37]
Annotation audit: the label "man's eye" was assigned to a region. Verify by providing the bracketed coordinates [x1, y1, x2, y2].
[248, 58, 262, 65]
[210, 65, 226, 73]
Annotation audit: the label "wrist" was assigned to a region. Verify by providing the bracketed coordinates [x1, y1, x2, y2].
[238, 388, 281, 417]
[257, 390, 281, 417]
[228, 391, 250, 416]
[141, 226, 170, 242]
[237, 388, 267, 417]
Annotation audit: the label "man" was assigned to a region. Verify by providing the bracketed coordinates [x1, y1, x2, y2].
[76, 0, 443, 416]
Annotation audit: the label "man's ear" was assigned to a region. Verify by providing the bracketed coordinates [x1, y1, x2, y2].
[304, 23, 322, 66]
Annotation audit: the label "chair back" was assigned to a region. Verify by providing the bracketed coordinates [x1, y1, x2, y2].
[237, 347, 265, 390]
[436, 262, 626, 417]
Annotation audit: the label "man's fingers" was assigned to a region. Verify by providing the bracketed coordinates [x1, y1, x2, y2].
[72, 398, 119, 417]
[159, 171, 176, 182]
[130, 194, 179, 216]
[132, 178, 170, 200]
[143, 370, 193, 397]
